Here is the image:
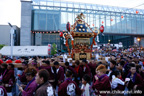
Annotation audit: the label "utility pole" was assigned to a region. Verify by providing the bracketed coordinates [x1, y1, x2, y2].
[8, 22, 15, 59]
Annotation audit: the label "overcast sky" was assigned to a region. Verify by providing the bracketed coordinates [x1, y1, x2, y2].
[0, 0, 21, 27]
[0, 0, 144, 27]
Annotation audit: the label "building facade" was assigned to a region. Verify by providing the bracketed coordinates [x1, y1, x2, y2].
[21, 0, 144, 49]
[0, 25, 20, 46]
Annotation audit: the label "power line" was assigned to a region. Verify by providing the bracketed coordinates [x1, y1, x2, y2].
[125, 3, 144, 11]
[133, 3, 144, 8]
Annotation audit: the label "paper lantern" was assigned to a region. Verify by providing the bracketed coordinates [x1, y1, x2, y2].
[102, 21, 104, 24]
[136, 10, 139, 14]
[100, 25, 104, 33]
[59, 32, 63, 37]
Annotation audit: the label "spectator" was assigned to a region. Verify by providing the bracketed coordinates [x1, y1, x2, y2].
[81, 74, 91, 96]
[136, 64, 144, 79]
[110, 70, 125, 91]
[126, 63, 143, 96]
[107, 60, 117, 77]
[18, 67, 37, 96]
[18, 61, 28, 84]
[35, 69, 55, 96]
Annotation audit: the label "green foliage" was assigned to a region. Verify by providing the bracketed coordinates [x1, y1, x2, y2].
[51, 43, 57, 55]
[0, 45, 5, 49]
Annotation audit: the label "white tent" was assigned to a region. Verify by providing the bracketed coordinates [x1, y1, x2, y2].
[0, 46, 49, 56]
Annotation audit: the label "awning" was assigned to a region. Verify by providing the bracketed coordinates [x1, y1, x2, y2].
[0, 46, 49, 56]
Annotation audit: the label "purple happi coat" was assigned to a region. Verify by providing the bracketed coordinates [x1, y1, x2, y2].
[48, 67, 55, 81]
[39, 65, 51, 70]
[47, 67, 55, 88]
[82, 64, 91, 77]
[58, 78, 82, 96]
[22, 80, 37, 96]
[56, 66, 64, 82]
[19, 72, 27, 83]
[2, 69, 15, 92]
[92, 74, 111, 96]
[48, 66, 64, 88]
[126, 72, 144, 96]
[67, 66, 77, 78]
[0, 85, 7, 96]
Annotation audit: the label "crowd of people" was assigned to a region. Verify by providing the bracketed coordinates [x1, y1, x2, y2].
[0, 50, 144, 96]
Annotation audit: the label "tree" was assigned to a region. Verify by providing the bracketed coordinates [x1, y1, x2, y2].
[0, 44, 5, 50]
[51, 43, 57, 55]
